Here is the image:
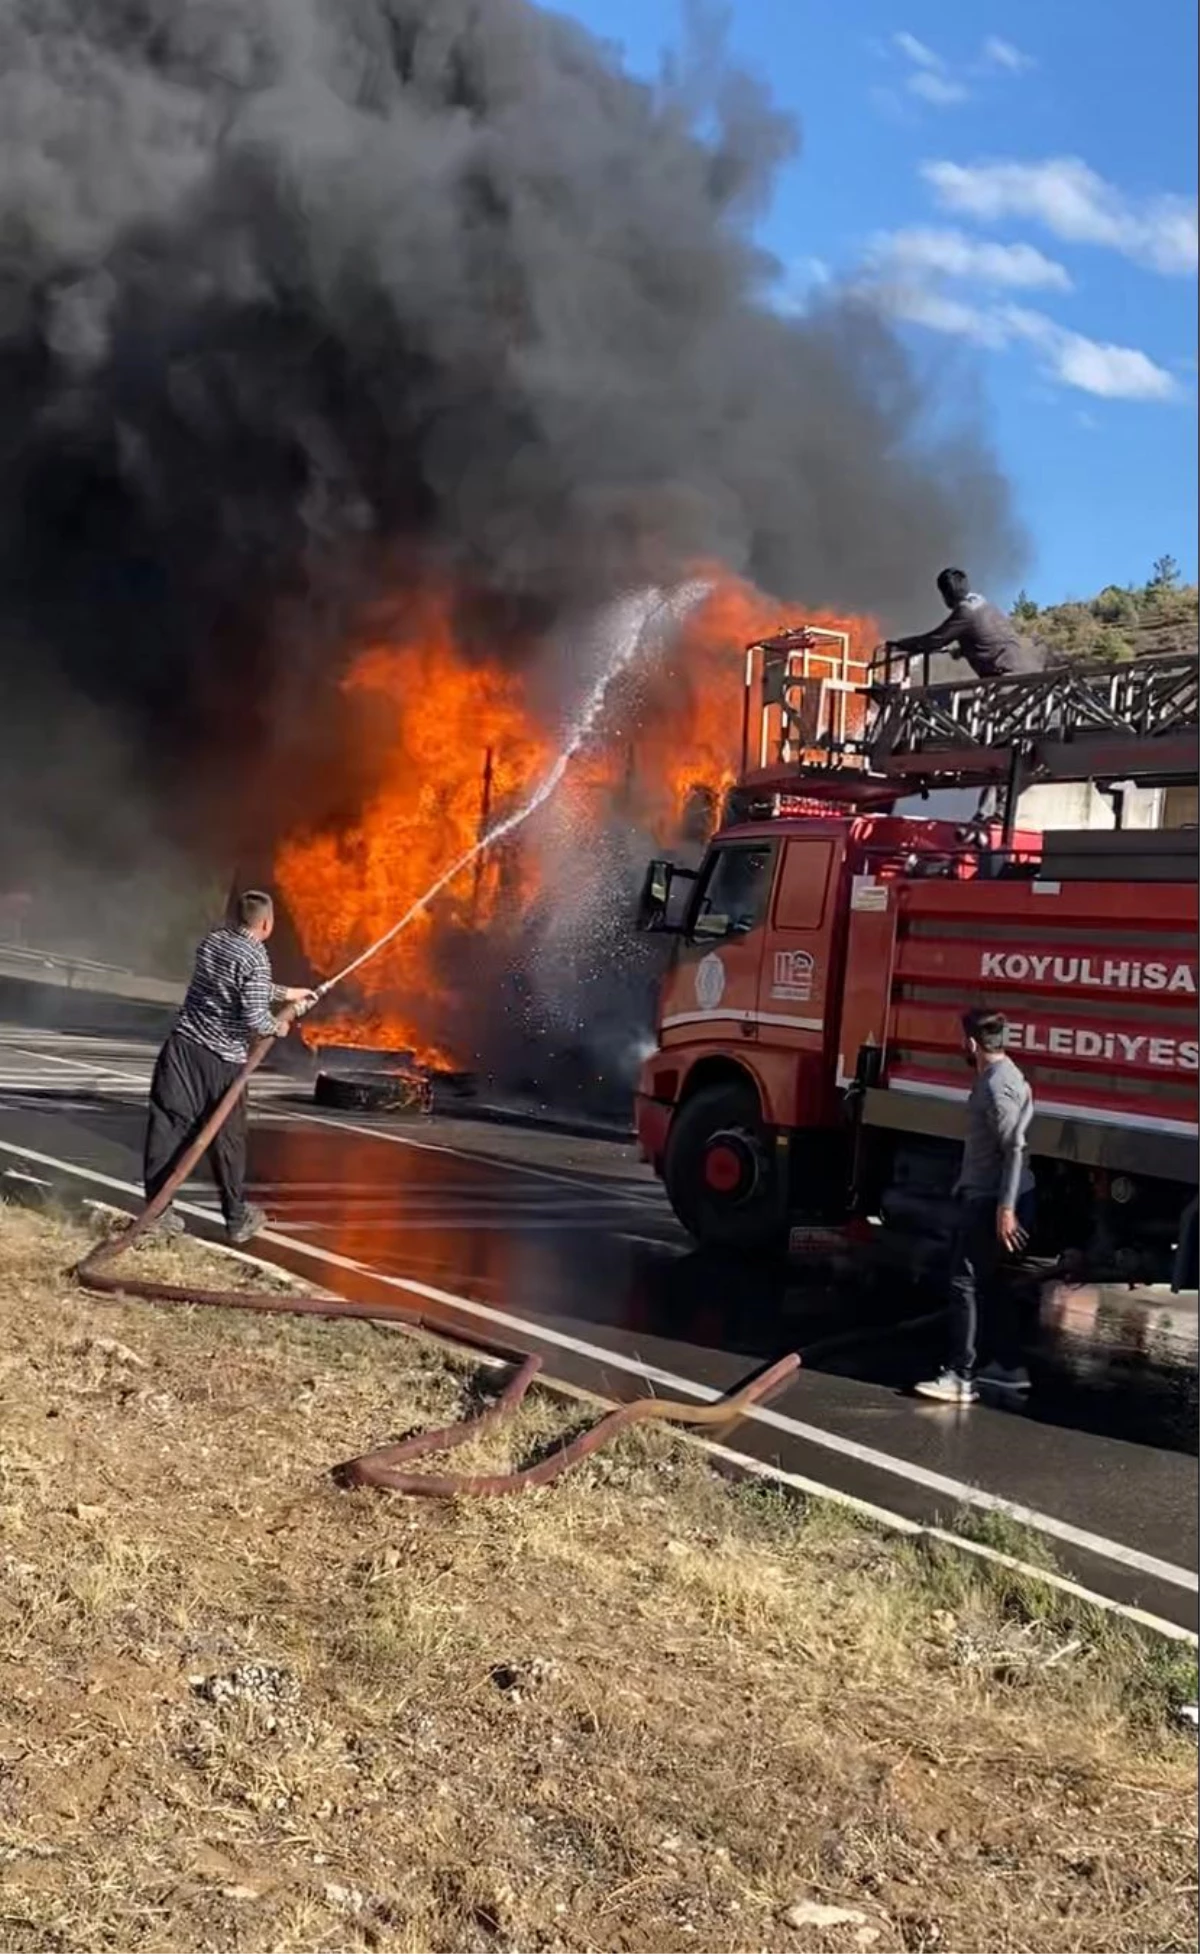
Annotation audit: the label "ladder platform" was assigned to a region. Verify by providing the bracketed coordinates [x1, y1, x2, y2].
[868, 652, 1198, 783]
[743, 635, 1198, 795]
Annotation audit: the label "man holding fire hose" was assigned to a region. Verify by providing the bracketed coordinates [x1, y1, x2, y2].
[143, 890, 315, 1245]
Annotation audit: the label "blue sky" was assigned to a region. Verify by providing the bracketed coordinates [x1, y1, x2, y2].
[552, 0, 1197, 604]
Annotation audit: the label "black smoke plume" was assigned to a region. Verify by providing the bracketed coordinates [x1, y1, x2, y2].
[0, 0, 1021, 962]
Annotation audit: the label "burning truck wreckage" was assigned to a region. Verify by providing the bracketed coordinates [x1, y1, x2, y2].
[272, 575, 876, 1125]
[4, 1, 1195, 1287]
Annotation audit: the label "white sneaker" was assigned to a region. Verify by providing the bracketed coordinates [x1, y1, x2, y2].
[977, 1363, 1032, 1396]
[914, 1369, 978, 1405]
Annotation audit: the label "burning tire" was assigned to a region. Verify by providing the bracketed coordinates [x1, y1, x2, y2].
[663, 1081, 783, 1252]
[313, 1070, 432, 1116]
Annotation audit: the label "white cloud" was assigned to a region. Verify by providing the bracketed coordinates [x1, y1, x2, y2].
[886, 30, 971, 109]
[874, 283, 1008, 346]
[982, 36, 1035, 73]
[893, 31, 942, 69]
[907, 71, 969, 107]
[1053, 339, 1172, 399]
[870, 281, 1179, 400]
[1002, 308, 1180, 400]
[923, 156, 1199, 275]
[869, 226, 1071, 291]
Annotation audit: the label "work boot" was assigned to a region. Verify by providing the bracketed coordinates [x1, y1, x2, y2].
[913, 1369, 978, 1406]
[227, 1203, 268, 1247]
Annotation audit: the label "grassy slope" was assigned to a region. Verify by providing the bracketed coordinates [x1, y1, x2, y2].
[1014, 575, 1199, 666]
[0, 1204, 1196, 1954]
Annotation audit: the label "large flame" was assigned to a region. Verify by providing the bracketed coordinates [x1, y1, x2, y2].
[276, 571, 874, 1065]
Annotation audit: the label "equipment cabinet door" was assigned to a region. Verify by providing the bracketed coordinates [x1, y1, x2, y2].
[666, 839, 777, 1045]
[757, 835, 843, 1124]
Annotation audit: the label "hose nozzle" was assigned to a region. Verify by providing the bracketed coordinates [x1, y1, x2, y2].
[290, 983, 329, 1024]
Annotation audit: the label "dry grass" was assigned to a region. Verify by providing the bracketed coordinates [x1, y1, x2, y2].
[0, 1201, 1195, 1954]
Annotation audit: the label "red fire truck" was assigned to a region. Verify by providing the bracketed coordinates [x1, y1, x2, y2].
[634, 629, 1199, 1287]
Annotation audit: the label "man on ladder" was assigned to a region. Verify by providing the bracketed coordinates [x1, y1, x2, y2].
[890, 568, 1047, 680]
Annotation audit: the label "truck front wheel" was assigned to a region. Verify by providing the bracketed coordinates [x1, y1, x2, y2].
[664, 1082, 783, 1252]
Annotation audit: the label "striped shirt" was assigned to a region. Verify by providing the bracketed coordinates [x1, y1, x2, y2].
[175, 926, 284, 1065]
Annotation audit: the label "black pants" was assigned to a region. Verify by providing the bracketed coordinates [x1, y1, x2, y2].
[947, 1191, 1035, 1375]
[144, 1032, 248, 1226]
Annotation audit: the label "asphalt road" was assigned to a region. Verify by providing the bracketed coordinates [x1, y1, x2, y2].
[0, 1021, 1195, 1632]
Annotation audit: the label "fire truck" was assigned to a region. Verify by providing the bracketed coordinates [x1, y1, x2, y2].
[634, 629, 1199, 1287]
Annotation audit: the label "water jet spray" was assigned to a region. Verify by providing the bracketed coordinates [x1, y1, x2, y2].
[303, 579, 710, 1012]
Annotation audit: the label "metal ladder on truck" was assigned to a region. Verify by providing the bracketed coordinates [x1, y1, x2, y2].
[733, 627, 1199, 839]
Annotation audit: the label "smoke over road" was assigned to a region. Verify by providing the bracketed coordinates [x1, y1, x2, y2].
[0, 0, 1021, 963]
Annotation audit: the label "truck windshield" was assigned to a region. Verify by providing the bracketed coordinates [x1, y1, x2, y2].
[690, 844, 774, 941]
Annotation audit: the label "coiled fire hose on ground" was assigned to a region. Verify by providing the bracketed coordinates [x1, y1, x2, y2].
[73, 1005, 801, 1496]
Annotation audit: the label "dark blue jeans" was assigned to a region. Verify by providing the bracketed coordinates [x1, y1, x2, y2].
[947, 1191, 1035, 1375]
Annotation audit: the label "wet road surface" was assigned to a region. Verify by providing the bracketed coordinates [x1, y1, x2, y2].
[0, 1023, 1195, 1631]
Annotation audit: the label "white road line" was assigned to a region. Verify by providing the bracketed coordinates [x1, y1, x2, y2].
[0, 1073, 134, 1083]
[0, 1040, 292, 1100]
[0, 1039, 134, 1050]
[201, 1189, 646, 1207]
[0, 1064, 145, 1083]
[700, 1439, 1197, 1646]
[189, 1179, 641, 1201]
[236, 1217, 658, 1234]
[286, 1107, 655, 1198]
[1, 1030, 658, 1204]
[2, 1131, 1194, 1598]
[0, 1083, 134, 1094]
[0, 1042, 149, 1088]
[0, 1088, 147, 1102]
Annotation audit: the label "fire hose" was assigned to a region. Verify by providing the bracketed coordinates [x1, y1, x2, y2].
[73, 1006, 801, 1496]
[73, 582, 801, 1492]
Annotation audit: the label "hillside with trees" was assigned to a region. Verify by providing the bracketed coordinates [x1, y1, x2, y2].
[1012, 557, 1198, 664]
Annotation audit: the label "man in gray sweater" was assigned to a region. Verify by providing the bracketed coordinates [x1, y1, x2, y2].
[916, 1009, 1036, 1405]
[891, 568, 1046, 680]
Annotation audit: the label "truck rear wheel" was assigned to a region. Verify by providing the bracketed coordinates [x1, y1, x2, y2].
[664, 1082, 783, 1252]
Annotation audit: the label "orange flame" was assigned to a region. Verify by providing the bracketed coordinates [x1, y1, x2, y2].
[276, 571, 874, 1064]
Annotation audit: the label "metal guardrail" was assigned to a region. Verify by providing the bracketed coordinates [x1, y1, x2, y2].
[0, 941, 181, 1005]
[0, 942, 137, 978]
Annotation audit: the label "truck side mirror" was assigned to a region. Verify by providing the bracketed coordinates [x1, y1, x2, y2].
[635, 859, 695, 933]
[636, 859, 673, 932]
